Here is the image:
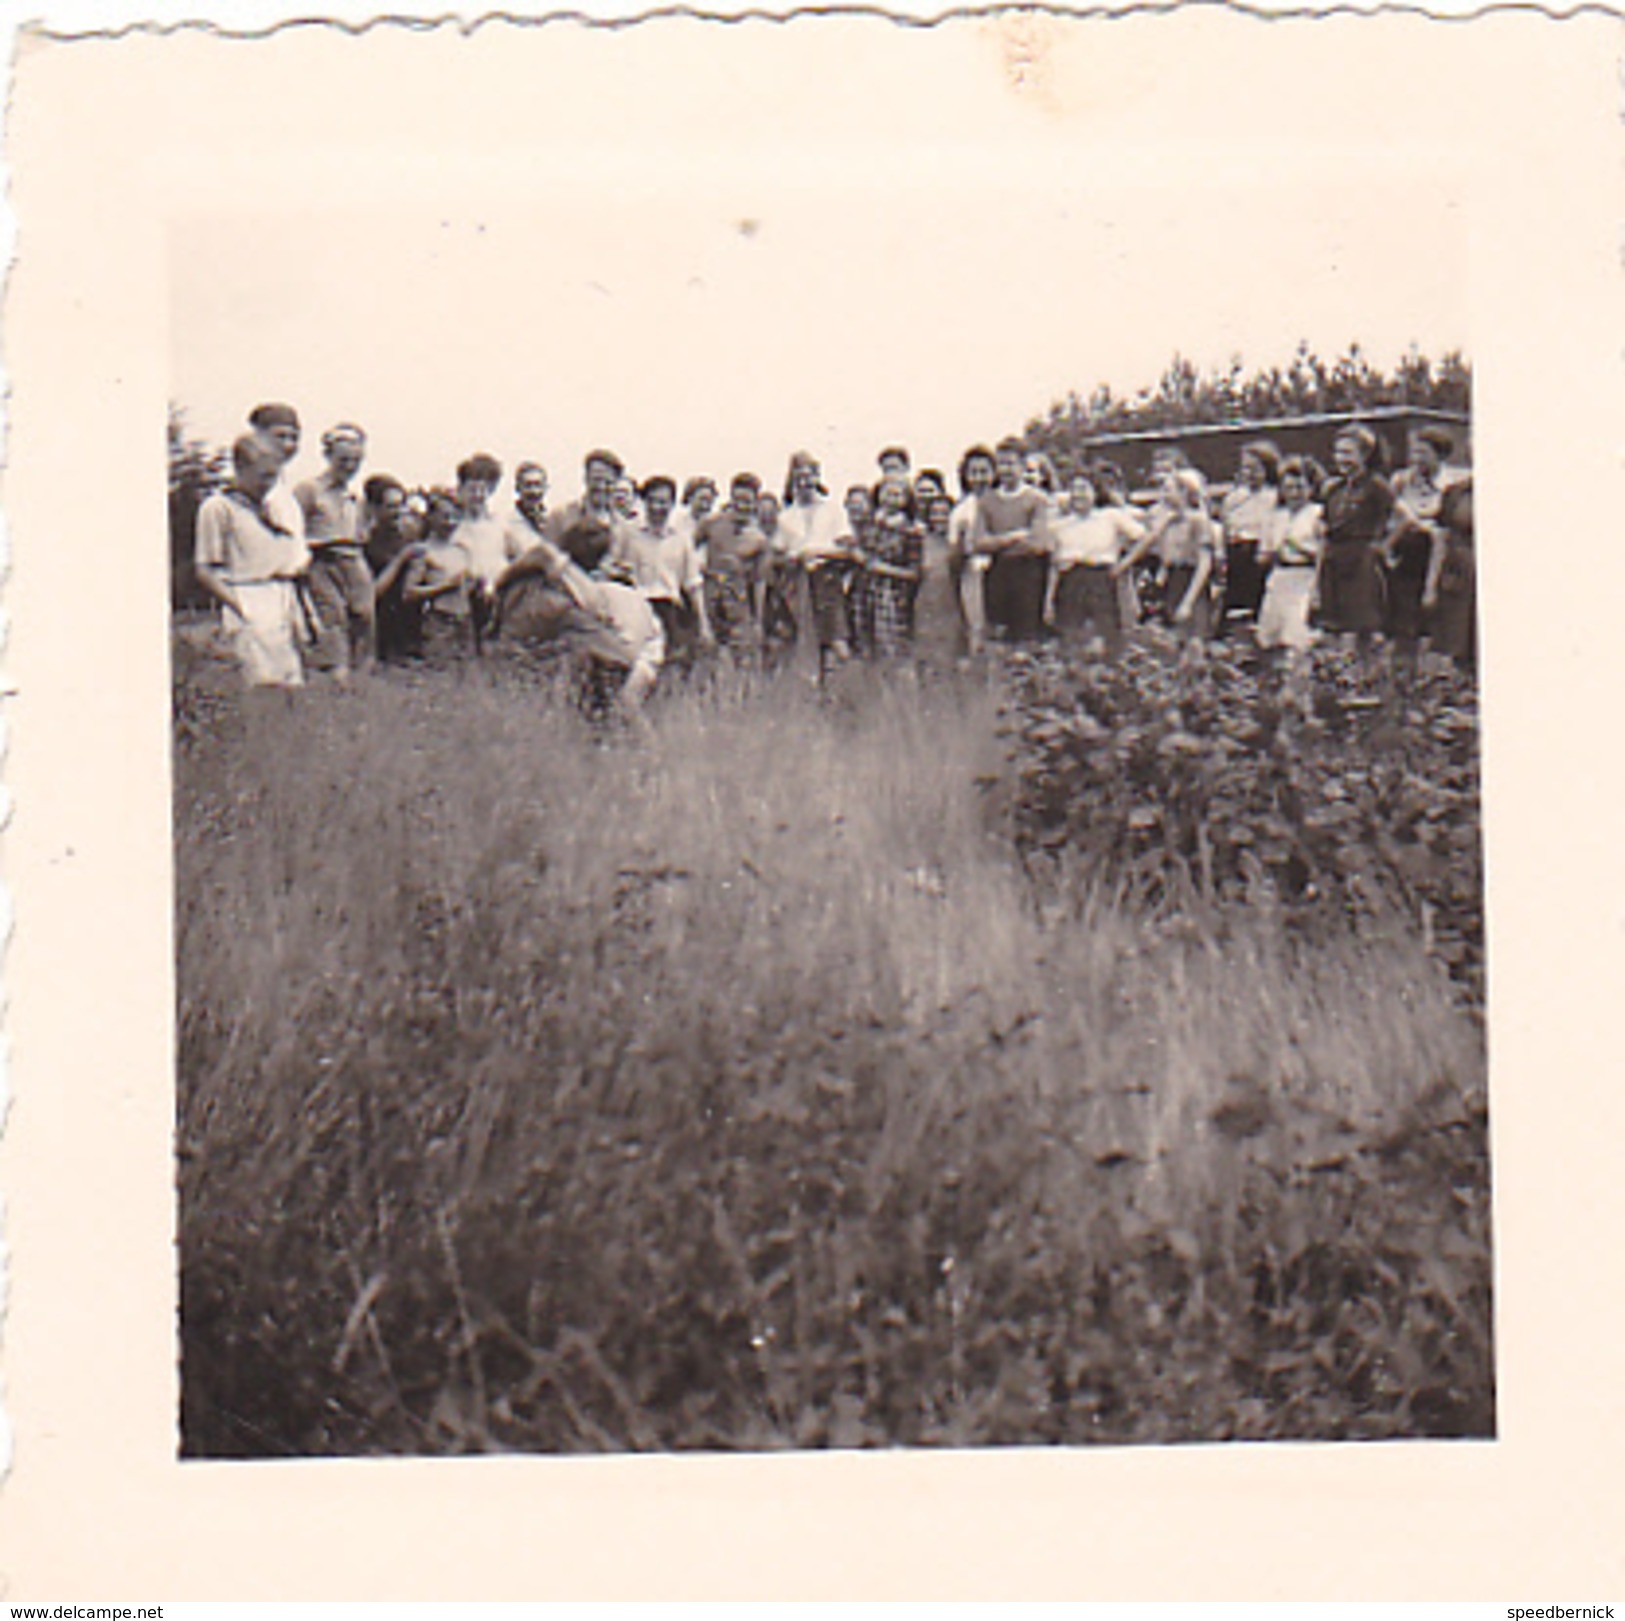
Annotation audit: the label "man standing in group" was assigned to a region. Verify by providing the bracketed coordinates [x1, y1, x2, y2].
[548, 448, 630, 546]
[194, 435, 312, 689]
[506, 461, 552, 553]
[294, 422, 373, 678]
[449, 452, 516, 651]
[247, 401, 307, 545]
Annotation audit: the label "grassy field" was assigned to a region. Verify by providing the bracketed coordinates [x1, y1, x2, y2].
[174, 629, 1493, 1456]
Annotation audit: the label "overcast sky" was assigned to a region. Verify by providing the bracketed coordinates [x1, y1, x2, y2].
[165, 18, 1469, 499]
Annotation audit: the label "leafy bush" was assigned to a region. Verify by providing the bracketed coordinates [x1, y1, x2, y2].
[1005, 634, 1485, 1006]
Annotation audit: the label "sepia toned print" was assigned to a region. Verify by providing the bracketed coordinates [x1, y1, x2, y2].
[163, 15, 1489, 1460]
[15, 3, 1625, 1601]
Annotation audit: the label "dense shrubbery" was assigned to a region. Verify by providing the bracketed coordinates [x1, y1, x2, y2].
[1004, 635, 1485, 1006]
[174, 631, 1491, 1457]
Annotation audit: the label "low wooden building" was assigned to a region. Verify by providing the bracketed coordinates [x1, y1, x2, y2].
[1073, 404, 1471, 494]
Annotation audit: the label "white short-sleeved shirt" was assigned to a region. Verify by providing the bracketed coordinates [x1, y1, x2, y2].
[1220, 484, 1279, 544]
[1050, 506, 1147, 569]
[1268, 502, 1325, 565]
[778, 497, 850, 563]
[455, 514, 519, 590]
[615, 522, 703, 603]
[195, 489, 310, 583]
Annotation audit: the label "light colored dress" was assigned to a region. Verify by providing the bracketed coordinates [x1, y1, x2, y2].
[1256, 502, 1324, 651]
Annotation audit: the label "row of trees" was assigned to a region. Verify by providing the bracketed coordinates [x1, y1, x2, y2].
[169, 405, 230, 608]
[1023, 342, 1471, 466]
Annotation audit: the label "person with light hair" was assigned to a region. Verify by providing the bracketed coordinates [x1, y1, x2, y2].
[193, 434, 313, 688]
[1149, 467, 1217, 642]
[294, 420, 373, 677]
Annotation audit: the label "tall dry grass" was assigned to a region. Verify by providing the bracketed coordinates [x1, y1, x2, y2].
[174, 636, 1492, 1455]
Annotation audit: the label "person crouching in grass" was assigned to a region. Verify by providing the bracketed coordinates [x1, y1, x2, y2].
[1043, 469, 1150, 659]
[194, 434, 314, 689]
[556, 518, 666, 715]
[400, 490, 474, 666]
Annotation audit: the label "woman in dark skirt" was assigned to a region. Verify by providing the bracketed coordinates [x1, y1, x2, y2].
[1424, 477, 1476, 672]
[1149, 469, 1217, 645]
[840, 484, 877, 656]
[1317, 426, 1394, 652]
[1218, 440, 1281, 632]
[1382, 424, 1456, 661]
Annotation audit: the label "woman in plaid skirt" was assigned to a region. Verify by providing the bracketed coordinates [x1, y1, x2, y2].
[862, 475, 924, 659]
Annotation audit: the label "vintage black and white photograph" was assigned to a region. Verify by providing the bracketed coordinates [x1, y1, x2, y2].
[163, 12, 1492, 1460]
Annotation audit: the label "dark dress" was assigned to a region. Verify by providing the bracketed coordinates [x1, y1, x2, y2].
[1427, 481, 1476, 668]
[365, 521, 420, 661]
[1383, 469, 1443, 647]
[1318, 472, 1393, 634]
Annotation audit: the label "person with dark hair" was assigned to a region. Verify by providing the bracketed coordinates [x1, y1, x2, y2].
[951, 445, 997, 653]
[1023, 449, 1063, 508]
[877, 445, 911, 479]
[393, 490, 474, 665]
[1149, 468, 1218, 643]
[370, 496, 428, 662]
[1256, 456, 1325, 658]
[612, 472, 711, 666]
[449, 453, 514, 652]
[1218, 439, 1281, 632]
[840, 484, 877, 657]
[1423, 476, 1475, 672]
[698, 473, 767, 660]
[971, 439, 1051, 643]
[675, 474, 719, 554]
[193, 434, 313, 688]
[913, 468, 947, 509]
[361, 473, 412, 661]
[294, 422, 373, 678]
[777, 451, 855, 674]
[915, 489, 962, 666]
[1382, 424, 1461, 661]
[1043, 470, 1149, 658]
[1317, 425, 1394, 661]
[494, 518, 662, 713]
[246, 401, 307, 550]
[755, 490, 798, 669]
[862, 474, 924, 658]
[611, 475, 642, 525]
[361, 474, 406, 556]
[547, 448, 628, 550]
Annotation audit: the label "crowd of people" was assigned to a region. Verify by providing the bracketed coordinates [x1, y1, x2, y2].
[190, 402, 1477, 712]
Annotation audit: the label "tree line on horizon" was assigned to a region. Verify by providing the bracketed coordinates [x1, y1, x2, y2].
[1022, 341, 1471, 469]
